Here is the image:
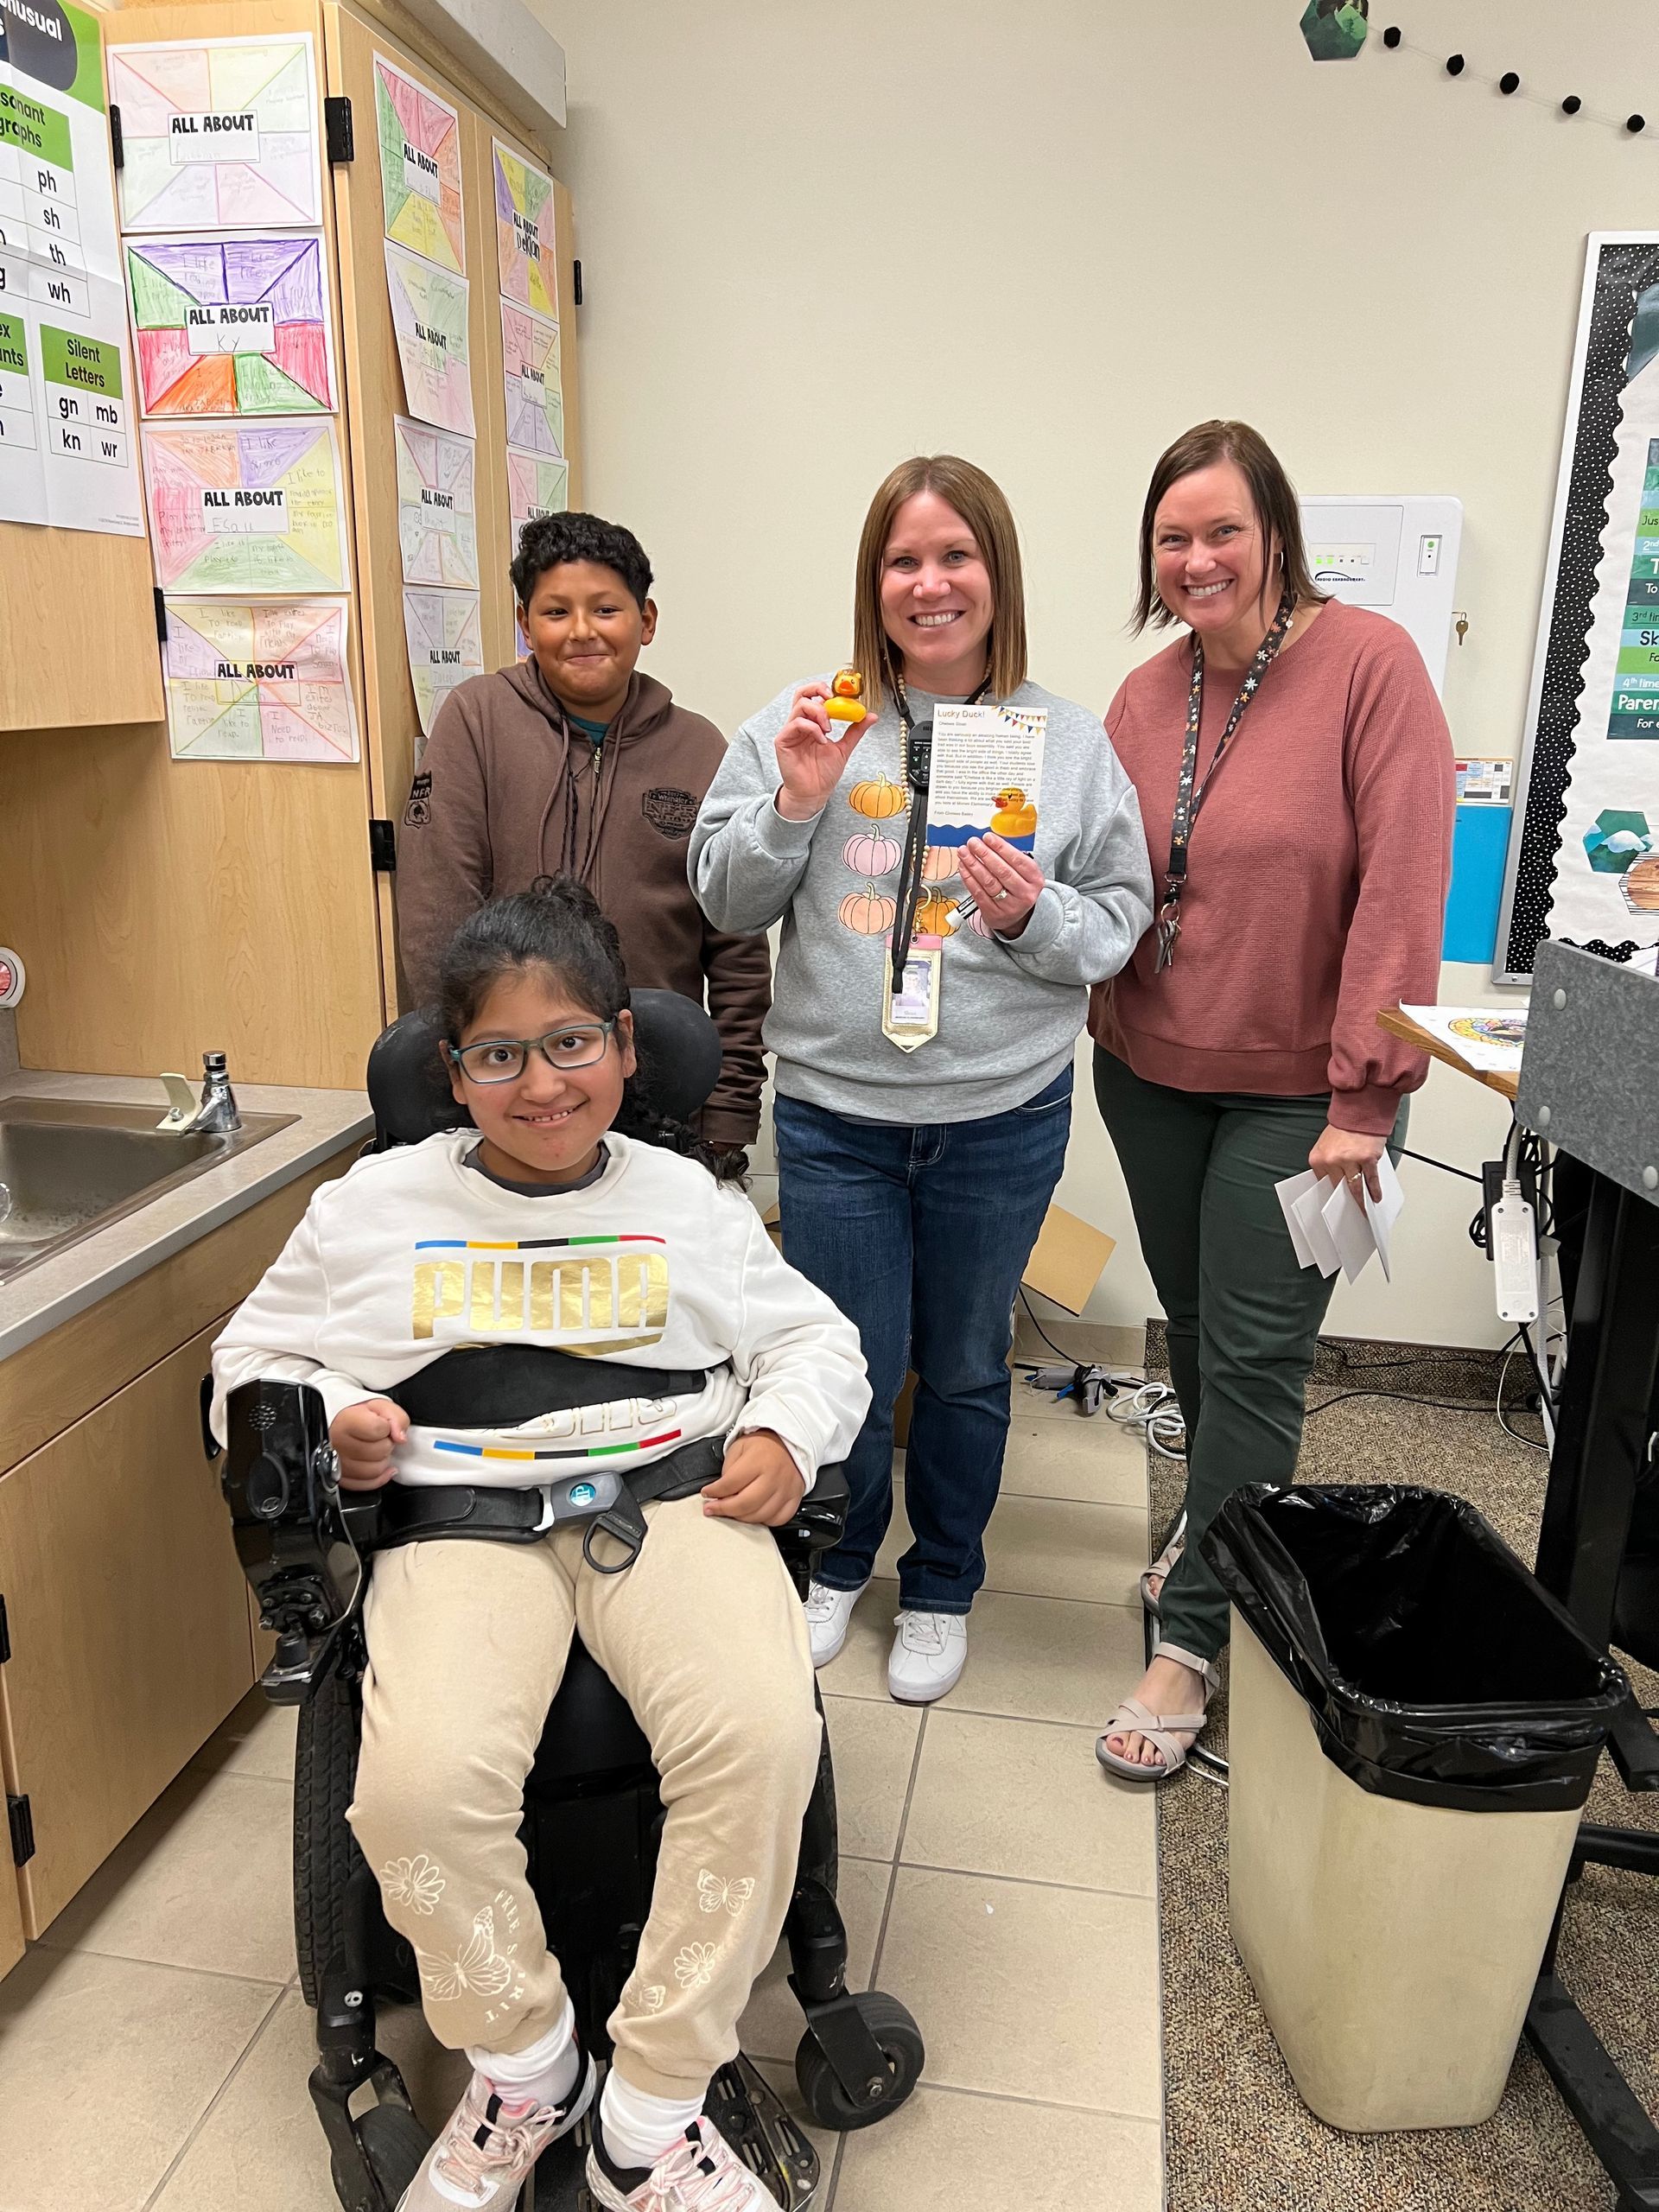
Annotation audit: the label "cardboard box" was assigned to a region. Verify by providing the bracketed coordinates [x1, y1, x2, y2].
[762, 1202, 1116, 1446]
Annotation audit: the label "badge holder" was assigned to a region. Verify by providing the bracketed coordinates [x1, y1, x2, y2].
[881, 943, 941, 1052]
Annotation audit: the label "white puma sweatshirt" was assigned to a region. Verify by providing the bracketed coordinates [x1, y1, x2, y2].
[210, 1131, 869, 1494]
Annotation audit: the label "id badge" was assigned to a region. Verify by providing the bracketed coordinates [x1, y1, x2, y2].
[881, 945, 941, 1052]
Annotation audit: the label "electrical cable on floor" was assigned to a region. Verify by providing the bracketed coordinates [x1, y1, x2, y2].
[1108, 1379, 1187, 1459]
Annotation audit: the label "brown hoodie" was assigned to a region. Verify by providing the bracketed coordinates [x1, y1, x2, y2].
[396, 662, 771, 1147]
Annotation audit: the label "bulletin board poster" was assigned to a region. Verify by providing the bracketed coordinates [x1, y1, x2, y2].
[374, 54, 462, 276]
[106, 35, 321, 232]
[1499, 236, 1659, 974]
[143, 416, 348, 594]
[385, 239, 473, 435]
[402, 582, 481, 743]
[124, 231, 336, 416]
[492, 140, 556, 321]
[394, 412, 477, 588]
[507, 448, 567, 543]
[0, 0, 146, 535]
[162, 594, 358, 762]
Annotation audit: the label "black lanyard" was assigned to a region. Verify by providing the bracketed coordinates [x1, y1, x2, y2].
[1154, 591, 1294, 972]
[889, 671, 991, 990]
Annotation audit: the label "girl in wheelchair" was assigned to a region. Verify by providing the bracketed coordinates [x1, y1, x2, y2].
[212, 875, 870, 2212]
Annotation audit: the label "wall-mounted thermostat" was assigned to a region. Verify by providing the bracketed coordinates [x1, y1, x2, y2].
[1298, 495, 1465, 695]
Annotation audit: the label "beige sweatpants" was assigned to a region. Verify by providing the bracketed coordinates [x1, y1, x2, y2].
[346, 1496, 822, 2099]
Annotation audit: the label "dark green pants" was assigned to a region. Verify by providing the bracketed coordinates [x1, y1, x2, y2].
[1093, 1047, 1407, 1664]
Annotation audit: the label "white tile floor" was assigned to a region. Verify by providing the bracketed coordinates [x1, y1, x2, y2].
[0, 1387, 1162, 2211]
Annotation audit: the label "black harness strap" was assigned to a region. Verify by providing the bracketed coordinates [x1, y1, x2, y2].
[388, 1344, 708, 1428]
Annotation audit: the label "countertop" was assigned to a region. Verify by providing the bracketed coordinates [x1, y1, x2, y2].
[0, 1069, 372, 1363]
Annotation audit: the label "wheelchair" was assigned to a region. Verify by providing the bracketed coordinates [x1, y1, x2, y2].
[213, 992, 924, 2212]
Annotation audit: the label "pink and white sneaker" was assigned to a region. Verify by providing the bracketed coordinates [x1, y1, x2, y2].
[397, 2055, 595, 2210]
[586, 2113, 775, 2209]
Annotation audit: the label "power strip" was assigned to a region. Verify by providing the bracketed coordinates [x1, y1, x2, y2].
[1491, 1192, 1541, 1324]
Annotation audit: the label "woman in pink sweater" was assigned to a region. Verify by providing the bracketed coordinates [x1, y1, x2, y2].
[1090, 421, 1454, 1782]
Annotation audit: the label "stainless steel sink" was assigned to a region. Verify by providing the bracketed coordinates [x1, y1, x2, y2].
[0, 1096, 297, 1284]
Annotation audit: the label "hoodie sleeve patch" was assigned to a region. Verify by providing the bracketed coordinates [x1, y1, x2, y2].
[404, 771, 433, 829]
[642, 787, 699, 838]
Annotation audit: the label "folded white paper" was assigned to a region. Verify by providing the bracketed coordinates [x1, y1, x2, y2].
[1363, 1153, 1406, 1281]
[1274, 1169, 1321, 1268]
[1291, 1178, 1343, 1277]
[1321, 1176, 1376, 1283]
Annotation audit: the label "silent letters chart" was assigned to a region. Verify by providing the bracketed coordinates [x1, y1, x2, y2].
[0, 0, 144, 534]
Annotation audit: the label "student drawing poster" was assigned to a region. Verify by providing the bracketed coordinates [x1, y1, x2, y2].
[162, 596, 358, 761]
[143, 416, 348, 593]
[394, 414, 478, 589]
[373, 55, 463, 276]
[106, 35, 322, 232]
[0, 0, 147, 536]
[124, 232, 336, 416]
[492, 140, 557, 321]
[499, 301, 561, 456]
[507, 449, 569, 545]
[402, 584, 482, 744]
[925, 703, 1047, 853]
[384, 241, 474, 435]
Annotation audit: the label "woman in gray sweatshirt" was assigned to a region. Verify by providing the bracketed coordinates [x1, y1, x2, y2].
[690, 454, 1152, 1704]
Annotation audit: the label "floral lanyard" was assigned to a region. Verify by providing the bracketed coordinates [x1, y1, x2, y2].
[889, 669, 992, 991]
[1154, 589, 1295, 971]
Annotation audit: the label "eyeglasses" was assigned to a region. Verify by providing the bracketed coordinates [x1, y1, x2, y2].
[448, 1020, 618, 1084]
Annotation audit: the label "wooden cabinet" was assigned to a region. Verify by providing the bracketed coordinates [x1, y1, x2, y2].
[0, 1141, 359, 1961]
[0, 1319, 252, 1937]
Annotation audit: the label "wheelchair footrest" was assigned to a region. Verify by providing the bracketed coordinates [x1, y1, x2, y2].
[704, 2054, 820, 2210]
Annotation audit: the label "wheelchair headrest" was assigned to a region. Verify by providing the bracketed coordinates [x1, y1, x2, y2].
[366, 988, 727, 1148]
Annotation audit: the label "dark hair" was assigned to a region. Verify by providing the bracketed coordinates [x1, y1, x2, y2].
[438, 875, 741, 1183]
[1130, 420, 1325, 634]
[511, 512, 654, 613]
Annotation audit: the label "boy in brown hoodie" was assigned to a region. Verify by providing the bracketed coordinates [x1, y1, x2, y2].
[397, 512, 770, 1151]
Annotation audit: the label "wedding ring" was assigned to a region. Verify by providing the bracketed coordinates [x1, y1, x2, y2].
[994, 887, 1008, 900]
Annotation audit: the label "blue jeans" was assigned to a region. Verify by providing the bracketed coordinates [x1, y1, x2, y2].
[772, 1068, 1074, 1613]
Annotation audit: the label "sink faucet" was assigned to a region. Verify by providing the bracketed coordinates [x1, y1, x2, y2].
[157, 1052, 241, 1135]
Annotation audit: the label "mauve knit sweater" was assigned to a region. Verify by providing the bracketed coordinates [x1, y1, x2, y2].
[1089, 601, 1454, 1137]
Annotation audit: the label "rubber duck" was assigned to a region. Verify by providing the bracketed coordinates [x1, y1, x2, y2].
[825, 668, 867, 723]
[990, 785, 1038, 839]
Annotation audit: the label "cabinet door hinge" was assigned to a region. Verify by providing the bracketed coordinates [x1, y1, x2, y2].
[109, 104, 124, 170]
[369, 818, 397, 873]
[8, 1794, 33, 1870]
[325, 96, 354, 165]
[154, 587, 168, 648]
[573, 258, 582, 308]
[0, 1592, 10, 1663]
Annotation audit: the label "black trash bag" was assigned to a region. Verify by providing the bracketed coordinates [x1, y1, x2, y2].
[1206, 1484, 1630, 1814]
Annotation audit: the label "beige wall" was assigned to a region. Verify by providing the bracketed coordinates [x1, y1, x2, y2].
[549, 0, 1641, 1347]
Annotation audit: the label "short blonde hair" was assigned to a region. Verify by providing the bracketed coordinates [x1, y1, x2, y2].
[851, 455, 1028, 714]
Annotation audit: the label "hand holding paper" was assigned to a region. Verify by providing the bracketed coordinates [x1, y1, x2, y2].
[1276, 1155, 1405, 1284]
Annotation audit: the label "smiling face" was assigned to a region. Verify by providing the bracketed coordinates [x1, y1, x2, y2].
[1151, 461, 1279, 653]
[519, 559, 658, 724]
[878, 490, 995, 695]
[447, 963, 637, 1186]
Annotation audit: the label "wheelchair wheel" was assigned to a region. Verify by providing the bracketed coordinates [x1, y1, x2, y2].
[795, 1992, 924, 2132]
[295, 1664, 365, 2008]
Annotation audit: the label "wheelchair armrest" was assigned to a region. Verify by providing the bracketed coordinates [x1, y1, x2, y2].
[219, 1378, 369, 1705]
[772, 1462, 849, 1593]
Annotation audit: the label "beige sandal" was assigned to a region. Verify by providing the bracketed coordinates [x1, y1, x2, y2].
[1096, 1657, 1218, 1784]
[1138, 1516, 1186, 1616]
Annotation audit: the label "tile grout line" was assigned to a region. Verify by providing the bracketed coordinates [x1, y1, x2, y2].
[139, 1977, 292, 2211]
[26, 1936, 293, 1989]
[893, 1858, 1156, 1906]
[885, 2072, 1164, 2127]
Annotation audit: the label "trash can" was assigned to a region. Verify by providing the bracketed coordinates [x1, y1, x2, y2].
[1207, 1484, 1629, 2133]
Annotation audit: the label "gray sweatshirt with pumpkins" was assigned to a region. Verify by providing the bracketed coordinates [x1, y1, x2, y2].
[689, 677, 1154, 1124]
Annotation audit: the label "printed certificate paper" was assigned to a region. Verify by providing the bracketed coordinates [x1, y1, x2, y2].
[107, 35, 322, 232]
[925, 703, 1048, 854]
[394, 414, 478, 588]
[0, 0, 146, 535]
[143, 416, 348, 593]
[163, 596, 357, 761]
[385, 240, 473, 435]
[124, 231, 336, 415]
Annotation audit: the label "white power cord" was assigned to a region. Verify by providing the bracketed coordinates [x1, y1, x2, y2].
[1108, 1379, 1187, 1459]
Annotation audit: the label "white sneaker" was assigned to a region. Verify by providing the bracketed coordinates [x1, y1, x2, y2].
[397, 2056, 594, 2209]
[587, 2113, 775, 2209]
[887, 1610, 968, 1704]
[804, 1579, 867, 1669]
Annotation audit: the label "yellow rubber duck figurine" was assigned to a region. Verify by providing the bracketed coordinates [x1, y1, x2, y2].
[990, 785, 1038, 839]
[825, 668, 867, 723]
